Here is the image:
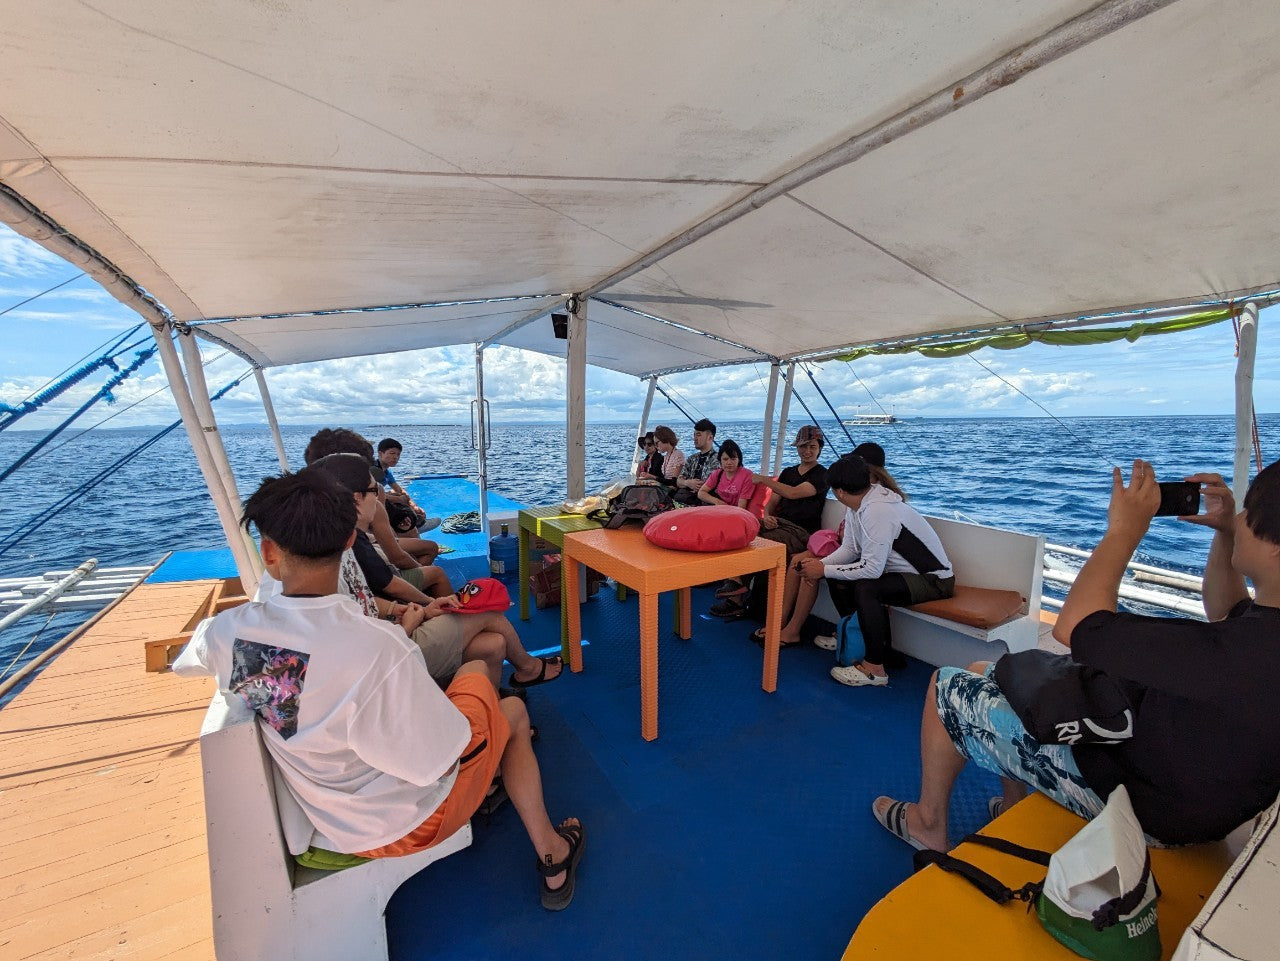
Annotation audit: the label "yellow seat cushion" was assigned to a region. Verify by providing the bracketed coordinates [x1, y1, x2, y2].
[844, 793, 1240, 960]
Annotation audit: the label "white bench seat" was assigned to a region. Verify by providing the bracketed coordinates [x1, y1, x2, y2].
[809, 499, 1044, 667]
[199, 692, 471, 961]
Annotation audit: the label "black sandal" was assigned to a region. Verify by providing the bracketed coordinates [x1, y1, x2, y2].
[509, 656, 563, 689]
[538, 819, 586, 911]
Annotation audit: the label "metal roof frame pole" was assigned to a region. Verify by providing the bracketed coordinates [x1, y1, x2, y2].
[149, 322, 260, 594]
[177, 327, 263, 579]
[773, 362, 796, 474]
[632, 375, 658, 480]
[566, 296, 588, 499]
[474, 345, 490, 534]
[1233, 301, 1259, 501]
[759, 362, 780, 474]
[254, 368, 290, 472]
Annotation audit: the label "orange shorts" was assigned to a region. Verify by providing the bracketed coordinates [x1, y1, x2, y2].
[355, 672, 509, 858]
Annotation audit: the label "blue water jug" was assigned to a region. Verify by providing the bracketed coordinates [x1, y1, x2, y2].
[489, 523, 519, 584]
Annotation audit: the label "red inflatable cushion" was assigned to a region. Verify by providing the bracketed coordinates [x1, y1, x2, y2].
[643, 505, 760, 552]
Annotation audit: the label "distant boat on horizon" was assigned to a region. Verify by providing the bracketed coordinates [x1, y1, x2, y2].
[841, 412, 898, 426]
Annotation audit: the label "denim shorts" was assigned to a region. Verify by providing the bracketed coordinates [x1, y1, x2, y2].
[935, 664, 1105, 822]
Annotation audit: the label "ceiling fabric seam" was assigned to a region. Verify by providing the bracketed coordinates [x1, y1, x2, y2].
[583, 0, 1179, 303]
[46, 157, 766, 188]
[783, 195, 1010, 323]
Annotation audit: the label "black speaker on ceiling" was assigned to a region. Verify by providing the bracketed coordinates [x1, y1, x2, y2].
[551, 313, 569, 339]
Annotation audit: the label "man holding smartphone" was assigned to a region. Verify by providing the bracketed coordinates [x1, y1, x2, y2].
[872, 458, 1280, 852]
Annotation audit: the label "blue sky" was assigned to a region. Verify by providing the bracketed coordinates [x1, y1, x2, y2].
[1, 224, 1275, 432]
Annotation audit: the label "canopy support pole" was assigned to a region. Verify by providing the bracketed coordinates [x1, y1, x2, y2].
[149, 322, 259, 594]
[773, 362, 796, 474]
[566, 296, 588, 499]
[760, 363, 780, 474]
[474, 345, 490, 535]
[632, 375, 658, 480]
[1233, 301, 1259, 501]
[254, 368, 289, 472]
[177, 327, 263, 579]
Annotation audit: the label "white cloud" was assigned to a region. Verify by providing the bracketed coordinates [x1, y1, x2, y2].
[0, 230, 67, 278]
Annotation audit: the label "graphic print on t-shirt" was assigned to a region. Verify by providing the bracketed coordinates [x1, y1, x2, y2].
[230, 639, 309, 739]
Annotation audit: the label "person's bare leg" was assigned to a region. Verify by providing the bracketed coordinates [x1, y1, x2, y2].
[492, 615, 562, 683]
[780, 576, 821, 645]
[398, 536, 440, 563]
[498, 697, 573, 889]
[874, 670, 967, 851]
[780, 551, 812, 618]
[411, 564, 451, 597]
[461, 631, 505, 686]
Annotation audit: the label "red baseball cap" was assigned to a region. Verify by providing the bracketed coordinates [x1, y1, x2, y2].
[454, 578, 512, 614]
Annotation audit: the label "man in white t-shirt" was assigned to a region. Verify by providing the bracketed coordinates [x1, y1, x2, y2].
[174, 470, 585, 910]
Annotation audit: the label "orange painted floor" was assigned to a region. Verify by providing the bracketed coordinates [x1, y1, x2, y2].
[0, 581, 217, 961]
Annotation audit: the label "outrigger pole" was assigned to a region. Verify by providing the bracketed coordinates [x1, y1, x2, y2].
[254, 368, 289, 472]
[1233, 301, 1260, 501]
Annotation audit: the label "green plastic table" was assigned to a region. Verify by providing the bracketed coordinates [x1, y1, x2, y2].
[517, 506, 627, 658]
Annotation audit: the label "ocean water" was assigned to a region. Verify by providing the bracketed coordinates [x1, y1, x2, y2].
[1, 414, 1275, 691]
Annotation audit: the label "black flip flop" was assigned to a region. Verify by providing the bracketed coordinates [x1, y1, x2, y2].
[509, 655, 563, 689]
[538, 820, 586, 911]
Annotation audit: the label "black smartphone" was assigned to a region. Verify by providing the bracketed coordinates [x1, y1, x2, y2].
[1156, 481, 1201, 517]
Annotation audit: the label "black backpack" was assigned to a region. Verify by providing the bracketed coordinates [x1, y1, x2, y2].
[595, 484, 674, 529]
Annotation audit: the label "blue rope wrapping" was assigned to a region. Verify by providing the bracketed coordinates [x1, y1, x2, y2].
[0, 326, 144, 431]
[0, 373, 249, 558]
[0, 347, 158, 485]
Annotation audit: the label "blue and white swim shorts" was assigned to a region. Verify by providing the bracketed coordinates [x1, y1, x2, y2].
[934, 663, 1104, 822]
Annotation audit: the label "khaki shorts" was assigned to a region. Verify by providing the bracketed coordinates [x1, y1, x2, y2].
[355, 673, 509, 858]
[410, 613, 466, 682]
[400, 566, 427, 591]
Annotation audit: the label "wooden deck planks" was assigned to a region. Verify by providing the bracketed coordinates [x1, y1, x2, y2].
[0, 581, 220, 961]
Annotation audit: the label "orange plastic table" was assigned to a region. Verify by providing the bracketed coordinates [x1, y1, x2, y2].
[561, 528, 787, 741]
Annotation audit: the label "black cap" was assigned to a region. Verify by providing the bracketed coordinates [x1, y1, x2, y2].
[851, 442, 885, 469]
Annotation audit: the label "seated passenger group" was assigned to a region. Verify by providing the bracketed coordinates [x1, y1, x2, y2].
[177, 427, 584, 911]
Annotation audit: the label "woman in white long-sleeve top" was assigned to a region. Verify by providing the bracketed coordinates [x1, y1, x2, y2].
[794, 454, 955, 687]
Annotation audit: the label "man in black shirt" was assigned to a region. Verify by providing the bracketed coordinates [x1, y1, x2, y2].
[872, 458, 1280, 850]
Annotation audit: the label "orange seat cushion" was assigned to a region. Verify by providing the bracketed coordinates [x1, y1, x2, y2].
[908, 585, 1025, 629]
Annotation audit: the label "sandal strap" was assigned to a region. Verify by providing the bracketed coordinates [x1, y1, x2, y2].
[536, 823, 583, 876]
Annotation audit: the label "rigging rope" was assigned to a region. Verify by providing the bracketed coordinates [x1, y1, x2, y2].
[0, 327, 146, 431]
[0, 272, 85, 319]
[0, 372, 251, 559]
[963, 353, 1120, 471]
[801, 363, 856, 449]
[653, 382, 695, 424]
[0, 346, 158, 484]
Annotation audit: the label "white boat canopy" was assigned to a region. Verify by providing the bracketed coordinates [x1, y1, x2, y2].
[2, 0, 1279, 378]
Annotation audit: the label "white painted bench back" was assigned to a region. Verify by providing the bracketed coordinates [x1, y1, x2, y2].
[810, 499, 1044, 665]
[198, 692, 471, 961]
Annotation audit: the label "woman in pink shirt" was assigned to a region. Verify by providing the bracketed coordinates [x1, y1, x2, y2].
[697, 439, 755, 508]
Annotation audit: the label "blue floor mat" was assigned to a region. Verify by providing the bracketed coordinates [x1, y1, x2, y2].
[146, 548, 239, 582]
[405, 476, 525, 584]
[386, 589, 1000, 961]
